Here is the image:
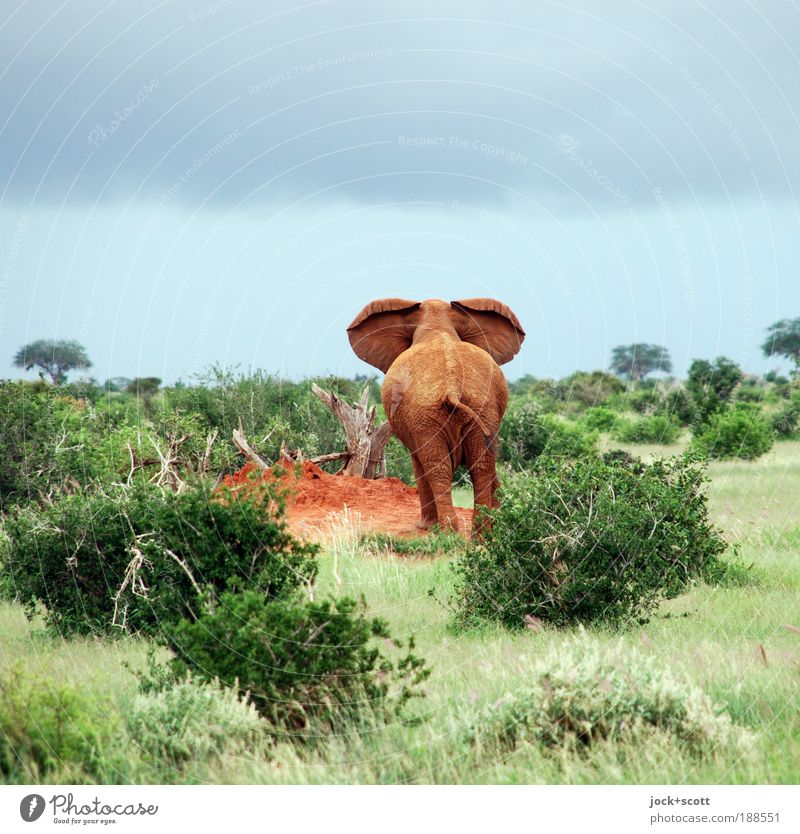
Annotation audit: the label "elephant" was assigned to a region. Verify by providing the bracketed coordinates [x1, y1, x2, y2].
[347, 297, 525, 534]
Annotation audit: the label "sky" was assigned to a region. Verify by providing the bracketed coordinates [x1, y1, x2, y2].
[1, 0, 799, 385]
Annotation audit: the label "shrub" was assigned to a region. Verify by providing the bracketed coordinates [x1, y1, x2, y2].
[0, 663, 272, 784]
[451, 454, 726, 628]
[625, 386, 661, 414]
[691, 407, 775, 460]
[165, 591, 429, 735]
[624, 386, 694, 424]
[467, 638, 751, 757]
[612, 414, 682, 445]
[0, 381, 71, 506]
[0, 381, 240, 506]
[701, 543, 754, 587]
[163, 367, 365, 471]
[4, 480, 318, 635]
[551, 371, 624, 407]
[581, 406, 621, 432]
[735, 375, 767, 403]
[686, 357, 743, 424]
[499, 401, 598, 467]
[0, 665, 126, 782]
[771, 392, 800, 438]
[126, 676, 267, 776]
[601, 449, 645, 471]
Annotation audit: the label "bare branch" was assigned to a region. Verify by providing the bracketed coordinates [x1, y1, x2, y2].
[308, 451, 351, 465]
[164, 548, 203, 598]
[111, 545, 151, 630]
[232, 425, 270, 470]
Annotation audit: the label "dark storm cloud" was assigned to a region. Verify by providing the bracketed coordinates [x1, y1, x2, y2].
[1, 0, 798, 211]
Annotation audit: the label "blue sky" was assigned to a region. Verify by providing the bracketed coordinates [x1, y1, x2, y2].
[1, 0, 799, 384]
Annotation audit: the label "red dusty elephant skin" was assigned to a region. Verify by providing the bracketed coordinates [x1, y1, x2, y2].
[347, 298, 525, 535]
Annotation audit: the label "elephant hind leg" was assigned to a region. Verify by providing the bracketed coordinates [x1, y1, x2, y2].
[417, 442, 458, 531]
[464, 431, 499, 537]
[411, 453, 438, 529]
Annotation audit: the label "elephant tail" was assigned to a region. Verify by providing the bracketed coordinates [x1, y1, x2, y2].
[444, 393, 492, 438]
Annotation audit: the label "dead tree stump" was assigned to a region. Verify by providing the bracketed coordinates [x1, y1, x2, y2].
[311, 383, 394, 478]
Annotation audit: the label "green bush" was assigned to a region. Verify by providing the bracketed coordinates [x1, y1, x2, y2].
[0, 381, 73, 506]
[166, 591, 429, 735]
[126, 676, 267, 775]
[163, 367, 373, 472]
[452, 454, 726, 628]
[0, 663, 273, 783]
[701, 543, 754, 587]
[612, 414, 682, 444]
[467, 638, 751, 757]
[601, 449, 645, 471]
[622, 386, 695, 425]
[4, 480, 318, 635]
[499, 401, 598, 467]
[686, 357, 743, 425]
[0, 381, 242, 506]
[551, 371, 624, 408]
[771, 392, 800, 438]
[0, 665, 126, 782]
[625, 386, 661, 414]
[691, 407, 775, 460]
[735, 375, 767, 403]
[580, 406, 621, 432]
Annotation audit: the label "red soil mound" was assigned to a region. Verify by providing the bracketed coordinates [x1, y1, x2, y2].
[221, 459, 473, 540]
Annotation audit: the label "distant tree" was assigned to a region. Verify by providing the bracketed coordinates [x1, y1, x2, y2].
[125, 377, 162, 398]
[610, 344, 672, 382]
[511, 374, 538, 392]
[13, 339, 92, 384]
[762, 318, 800, 367]
[553, 370, 624, 406]
[764, 370, 789, 385]
[104, 376, 133, 393]
[686, 356, 743, 424]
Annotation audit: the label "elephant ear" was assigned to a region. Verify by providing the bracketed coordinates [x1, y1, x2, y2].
[347, 298, 422, 372]
[450, 298, 525, 365]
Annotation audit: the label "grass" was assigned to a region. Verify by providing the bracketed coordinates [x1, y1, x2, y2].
[602, 430, 690, 461]
[1, 441, 799, 784]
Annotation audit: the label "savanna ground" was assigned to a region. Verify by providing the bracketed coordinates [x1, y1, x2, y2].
[2, 436, 798, 784]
